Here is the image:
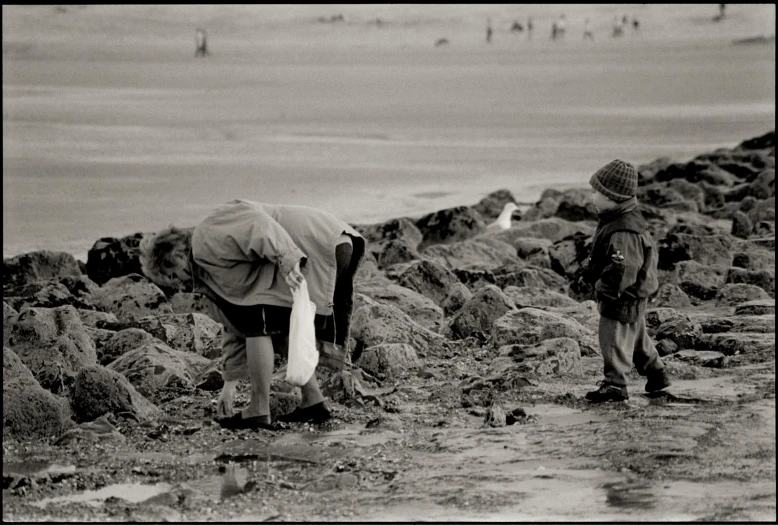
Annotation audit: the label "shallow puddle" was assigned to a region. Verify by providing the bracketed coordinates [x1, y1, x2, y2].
[527, 404, 618, 426]
[31, 482, 173, 508]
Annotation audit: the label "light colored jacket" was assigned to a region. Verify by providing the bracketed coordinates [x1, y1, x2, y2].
[190, 200, 363, 315]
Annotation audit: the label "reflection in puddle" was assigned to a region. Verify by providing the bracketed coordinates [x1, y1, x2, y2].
[31, 482, 173, 508]
[601, 480, 656, 510]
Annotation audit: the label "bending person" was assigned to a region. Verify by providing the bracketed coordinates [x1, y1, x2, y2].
[140, 199, 364, 430]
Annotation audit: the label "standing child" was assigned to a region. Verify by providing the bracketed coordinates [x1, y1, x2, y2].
[583, 160, 671, 402]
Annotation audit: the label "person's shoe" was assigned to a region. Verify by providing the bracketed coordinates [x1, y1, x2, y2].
[277, 402, 332, 423]
[585, 381, 629, 403]
[215, 413, 279, 431]
[645, 368, 672, 393]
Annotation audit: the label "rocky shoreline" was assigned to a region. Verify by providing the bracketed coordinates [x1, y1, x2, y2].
[3, 130, 775, 521]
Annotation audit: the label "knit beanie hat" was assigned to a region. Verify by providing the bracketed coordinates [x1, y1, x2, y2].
[589, 159, 638, 202]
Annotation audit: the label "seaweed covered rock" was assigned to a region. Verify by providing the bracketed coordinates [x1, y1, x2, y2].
[651, 283, 692, 308]
[134, 313, 223, 359]
[471, 189, 519, 221]
[422, 237, 520, 271]
[491, 337, 582, 377]
[655, 318, 703, 350]
[553, 188, 598, 222]
[502, 286, 578, 309]
[715, 283, 771, 306]
[674, 261, 725, 302]
[548, 232, 592, 279]
[415, 206, 486, 249]
[70, 364, 160, 423]
[442, 285, 515, 341]
[496, 267, 568, 293]
[3, 250, 82, 292]
[725, 267, 775, 297]
[98, 328, 159, 366]
[356, 343, 423, 379]
[106, 342, 210, 402]
[352, 217, 423, 248]
[6, 306, 97, 395]
[355, 281, 443, 331]
[396, 259, 459, 306]
[440, 282, 473, 316]
[3, 370, 74, 439]
[734, 299, 775, 316]
[495, 217, 595, 245]
[86, 273, 173, 322]
[85, 232, 145, 286]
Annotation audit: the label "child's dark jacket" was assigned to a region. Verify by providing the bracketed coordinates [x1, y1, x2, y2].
[584, 196, 658, 323]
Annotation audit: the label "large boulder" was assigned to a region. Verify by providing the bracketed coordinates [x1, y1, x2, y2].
[492, 308, 598, 356]
[415, 206, 486, 250]
[76, 309, 120, 328]
[85, 232, 145, 286]
[396, 259, 459, 306]
[657, 230, 736, 271]
[3, 348, 74, 439]
[734, 299, 775, 316]
[645, 308, 691, 333]
[725, 267, 775, 297]
[491, 337, 582, 377]
[514, 237, 553, 259]
[495, 267, 568, 293]
[442, 285, 515, 340]
[502, 286, 578, 308]
[107, 342, 210, 402]
[86, 273, 173, 322]
[3, 251, 82, 292]
[548, 232, 592, 279]
[371, 239, 423, 269]
[422, 237, 520, 271]
[3, 280, 95, 312]
[356, 343, 423, 379]
[731, 211, 754, 239]
[352, 217, 423, 248]
[3, 302, 18, 347]
[698, 314, 775, 335]
[454, 268, 498, 292]
[471, 189, 519, 221]
[674, 261, 725, 302]
[134, 313, 223, 359]
[70, 364, 161, 423]
[655, 318, 703, 350]
[6, 306, 97, 395]
[170, 292, 217, 317]
[98, 328, 159, 366]
[651, 283, 692, 308]
[494, 217, 596, 245]
[553, 188, 599, 222]
[697, 332, 775, 357]
[440, 282, 473, 317]
[350, 302, 448, 359]
[715, 283, 771, 306]
[355, 281, 444, 331]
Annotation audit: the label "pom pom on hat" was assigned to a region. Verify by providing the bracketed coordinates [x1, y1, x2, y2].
[589, 159, 638, 202]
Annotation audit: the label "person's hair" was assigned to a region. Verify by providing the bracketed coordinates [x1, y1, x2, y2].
[138, 226, 193, 287]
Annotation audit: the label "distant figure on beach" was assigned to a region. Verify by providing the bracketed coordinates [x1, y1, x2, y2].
[583, 18, 594, 41]
[511, 20, 523, 33]
[195, 27, 208, 57]
[551, 21, 558, 40]
[434, 38, 449, 47]
[527, 17, 533, 39]
[632, 18, 640, 30]
[714, 4, 726, 22]
[486, 18, 493, 43]
[611, 16, 624, 38]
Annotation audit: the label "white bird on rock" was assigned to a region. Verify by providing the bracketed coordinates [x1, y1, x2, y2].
[486, 202, 520, 231]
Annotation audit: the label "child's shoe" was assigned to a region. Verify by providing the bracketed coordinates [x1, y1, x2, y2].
[645, 368, 672, 392]
[585, 381, 629, 403]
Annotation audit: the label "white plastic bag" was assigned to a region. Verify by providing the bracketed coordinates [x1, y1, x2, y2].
[286, 278, 319, 386]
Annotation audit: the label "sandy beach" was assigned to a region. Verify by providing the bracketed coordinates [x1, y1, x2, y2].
[2, 4, 775, 260]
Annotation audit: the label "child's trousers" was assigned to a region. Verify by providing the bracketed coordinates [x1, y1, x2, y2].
[599, 315, 664, 387]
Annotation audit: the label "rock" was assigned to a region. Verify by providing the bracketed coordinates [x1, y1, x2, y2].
[753, 220, 775, 237]
[98, 328, 159, 366]
[3, 302, 18, 347]
[106, 342, 210, 402]
[495, 267, 568, 293]
[355, 282, 444, 331]
[697, 332, 775, 356]
[350, 302, 448, 359]
[6, 306, 97, 395]
[454, 268, 498, 291]
[371, 239, 422, 269]
[492, 308, 598, 356]
[70, 365, 160, 423]
[356, 343, 422, 378]
[442, 285, 515, 340]
[548, 232, 592, 279]
[422, 237, 520, 271]
[699, 314, 775, 334]
[415, 206, 486, 250]
[725, 267, 775, 297]
[134, 313, 223, 359]
[86, 273, 174, 322]
[353, 250, 382, 282]
[85, 232, 146, 286]
[715, 283, 771, 306]
[731, 211, 754, 239]
[483, 401, 507, 428]
[645, 308, 691, 332]
[3, 251, 82, 292]
[736, 130, 774, 151]
[675, 261, 725, 301]
[746, 197, 775, 224]
[734, 299, 775, 316]
[494, 337, 582, 376]
[471, 189, 519, 221]
[748, 169, 775, 200]
[553, 188, 598, 222]
[3, 281, 90, 312]
[655, 318, 703, 350]
[731, 250, 775, 271]
[193, 358, 224, 391]
[320, 371, 368, 406]
[651, 283, 692, 308]
[667, 179, 707, 211]
[76, 308, 119, 328]
[352, 217, 423, 248]
[3, 353, 73, 439]
[657, 231, 735, 271]
[396, 259, 459, 306]
[495, 217, 596, 245]
[84, 326, 116, 359]
[514, 237, 553, 259]
[440, 282, 473, 317]
[546, 301, 599, 332]
[170, 292, 217, 317]
[656, 338, 679, 357]
[503, 286, 578, 308]
[638, 156, 674, 184]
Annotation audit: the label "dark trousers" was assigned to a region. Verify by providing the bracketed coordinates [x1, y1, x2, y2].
[600, 315, 664, 387]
